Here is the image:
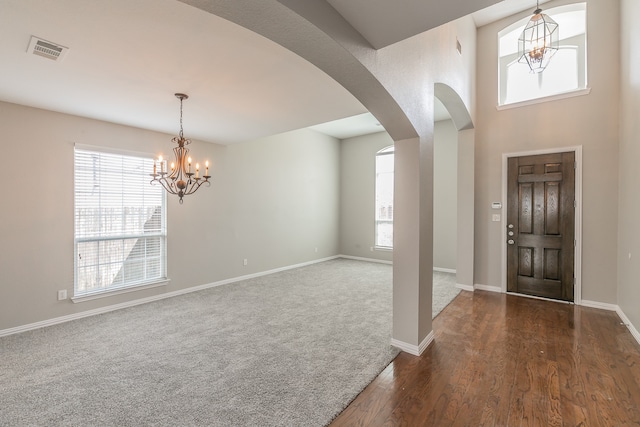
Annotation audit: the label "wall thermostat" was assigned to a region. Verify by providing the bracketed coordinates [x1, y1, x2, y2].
[492, 202, 502, 209]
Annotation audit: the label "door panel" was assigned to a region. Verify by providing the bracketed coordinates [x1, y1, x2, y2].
[507, 152, 575, 301]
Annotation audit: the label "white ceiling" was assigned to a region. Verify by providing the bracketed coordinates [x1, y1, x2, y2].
[0, 0, 539, 145]
[472, 0, 552, 26]
[310, 98, 451, 140]
[327, 0, 502, 49]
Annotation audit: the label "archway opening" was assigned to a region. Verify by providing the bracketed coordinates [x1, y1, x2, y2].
[432, 83, 475, 319]
[432, 96, 460, 317]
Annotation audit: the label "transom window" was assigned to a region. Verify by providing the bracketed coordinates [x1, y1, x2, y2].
[498, 3, 587, 106]
[74, 146, 167, 298]
[375, 146, 394, 249]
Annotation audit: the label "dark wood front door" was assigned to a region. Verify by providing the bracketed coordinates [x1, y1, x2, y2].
[507, 152, 575, 301]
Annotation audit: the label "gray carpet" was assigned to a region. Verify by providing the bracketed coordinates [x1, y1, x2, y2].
[0, 259, 459, 427]
[432, 270, 461, 318]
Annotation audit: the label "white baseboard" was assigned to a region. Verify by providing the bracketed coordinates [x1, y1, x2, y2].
[456, 284, 474, 292]
[579, 302, 640, 347]
[474, 284, 502, 293]
[616, 307, 640, 347]
[336, 256, 459, 273]
[391, 330, 434, 356]
[338, 255, 393, 265]
[573, 301, 640, 348]
[0, 256, 340, 338]
[580, 300, 618, 311]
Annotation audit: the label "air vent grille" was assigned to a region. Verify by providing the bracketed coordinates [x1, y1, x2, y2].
[27, 36, 69, 61]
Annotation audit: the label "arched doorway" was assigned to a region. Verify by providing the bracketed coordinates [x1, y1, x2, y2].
[179, 0, 475, 355]
[434, 83, 475, 297]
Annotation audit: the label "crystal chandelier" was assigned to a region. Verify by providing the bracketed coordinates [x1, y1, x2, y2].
[151, 93, 210, 203]
[518, 1, 559, 73]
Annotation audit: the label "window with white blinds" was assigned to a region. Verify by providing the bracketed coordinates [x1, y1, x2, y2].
[74, 147, 166, 297]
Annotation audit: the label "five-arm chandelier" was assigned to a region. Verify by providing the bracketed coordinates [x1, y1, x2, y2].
[518, 0, 559, 73]
[151, 93, 210, 203]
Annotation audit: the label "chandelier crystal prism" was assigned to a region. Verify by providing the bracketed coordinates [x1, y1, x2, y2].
[151, 93, 210, 204]
[517, 0, 559, 73]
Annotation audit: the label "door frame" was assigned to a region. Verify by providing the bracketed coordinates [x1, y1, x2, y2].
[500, 146, 583, 304]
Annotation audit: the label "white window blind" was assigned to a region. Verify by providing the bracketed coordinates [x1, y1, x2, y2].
[74, 147, 166, 297]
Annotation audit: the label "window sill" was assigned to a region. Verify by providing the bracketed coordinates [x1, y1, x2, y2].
[374, 246, 393, 252]
[72, 279, 170, 303]
[497, 87, 591, 111]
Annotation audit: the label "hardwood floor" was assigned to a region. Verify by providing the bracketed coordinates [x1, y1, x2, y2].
[330, 291, 640, 426]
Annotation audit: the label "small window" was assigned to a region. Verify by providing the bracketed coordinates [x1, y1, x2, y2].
[74, 147, 167, 297]
[498, 3, 586, 105]
[375, 146, 394, 249]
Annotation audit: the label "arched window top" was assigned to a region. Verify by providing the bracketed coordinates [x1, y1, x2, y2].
[498, 3, 586, 55]
[498, 2, 587, 106]
[377, 145, 394, 155]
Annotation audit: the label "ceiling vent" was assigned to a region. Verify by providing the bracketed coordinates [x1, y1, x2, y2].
[27, 36, 69, 61]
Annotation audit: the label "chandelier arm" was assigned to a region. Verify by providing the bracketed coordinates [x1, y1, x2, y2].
[158, 177, 178, 195]
[183, 178, 210, 196]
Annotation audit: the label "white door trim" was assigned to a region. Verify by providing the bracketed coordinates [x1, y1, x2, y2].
[500, 146, 583, 304]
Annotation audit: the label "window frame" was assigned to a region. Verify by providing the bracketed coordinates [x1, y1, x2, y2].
[73, 145, 168, 301]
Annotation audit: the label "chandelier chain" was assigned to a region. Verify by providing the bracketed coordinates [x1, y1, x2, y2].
[179, 96, 184, 139]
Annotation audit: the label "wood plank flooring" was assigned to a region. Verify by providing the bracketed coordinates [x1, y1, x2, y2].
[330, 291, 640, 426]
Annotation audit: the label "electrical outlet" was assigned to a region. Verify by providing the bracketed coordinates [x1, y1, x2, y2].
[243, 258, 248, 266]
[57, 290, 67, 301]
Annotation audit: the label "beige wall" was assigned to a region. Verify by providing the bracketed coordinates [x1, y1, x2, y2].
[618, 0, 640, 329]
[475, 0, 620, 303]
[0, 101, 340, 331]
